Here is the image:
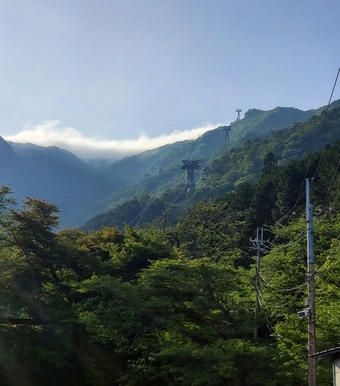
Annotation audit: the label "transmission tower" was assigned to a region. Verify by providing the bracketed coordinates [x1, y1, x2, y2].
[236, 109, 242, 121]
[181, 160, 201, 197]
[222, 125, 232, 143]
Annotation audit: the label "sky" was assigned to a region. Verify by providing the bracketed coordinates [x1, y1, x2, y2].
[1, 0, 340, 158]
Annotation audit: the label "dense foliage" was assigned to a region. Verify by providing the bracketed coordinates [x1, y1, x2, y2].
[83, 106, 340, 231]
[2, 106, 340, 385]
[1, 134, 340, 384]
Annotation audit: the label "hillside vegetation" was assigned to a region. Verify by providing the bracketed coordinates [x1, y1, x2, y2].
[1, 98, 340, 384]
[1, 132, 340, 384]
[82, 105, 340, 231]
[2, 100, 339, 228]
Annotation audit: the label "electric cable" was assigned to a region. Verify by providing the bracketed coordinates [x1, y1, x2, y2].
[156, 185, 187, 225]
[267, 177, 340, 253]
[313, 233, 340, 290]
[295, 67, 340, 205]
[128, 126, 226, 227]
[262, 287, 307, 312]
[324, 160, 340, 204]
[265, 228, 306, 250]
[259, 272, 307, 293]
[257, 285, 285, 339]
[312, 67, 340, 180]
[200, 128, 225, 159]
[128, 197, 157, 226]
[313, 182, 340, 228]
[271, 68, 340, 229]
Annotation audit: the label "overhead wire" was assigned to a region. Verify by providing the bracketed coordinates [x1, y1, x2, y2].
[156, 185, 187, 225]
[316, 235, 340, 290]
[258, 202, 340, 338]
[272, 68, 340, 229]
[254, 71, 340, 343]
[276, 192, 306, 227]
[129, 68, 340, 229]
[157, 132, 224, 223]
[312, 67, 340, 180]
[265, 229, 306, 251]
[261, 284, 307, 312]
[312, 177, 340, 228]
[155, 129, 226, 224]
[295, 67, 340, 205]
[259, 184, 340, 326]
[324, 160, 340, 204]
[200, 128, 225, 159]
[259, 272, 307, 293]
[256, 285, 285, 339]
[128, 197, 158, 226]
[127, 126, 226, 227]
[266, 165, 340, 252]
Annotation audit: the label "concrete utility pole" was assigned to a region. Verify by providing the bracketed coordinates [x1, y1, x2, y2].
[306, 178, 317, 386]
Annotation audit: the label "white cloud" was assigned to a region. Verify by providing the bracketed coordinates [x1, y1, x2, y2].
[3, 120, 219, 159]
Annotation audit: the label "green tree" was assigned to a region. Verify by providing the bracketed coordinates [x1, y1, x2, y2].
[75, 255, 276, 385]
[261, 152, 278, 176]
[176, 201, 245, 262]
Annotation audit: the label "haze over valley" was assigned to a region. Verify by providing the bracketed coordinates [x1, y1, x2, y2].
[3, 121, 217, 159]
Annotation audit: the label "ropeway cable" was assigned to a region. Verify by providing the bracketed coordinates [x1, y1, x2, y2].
[128, 126, 226, 227]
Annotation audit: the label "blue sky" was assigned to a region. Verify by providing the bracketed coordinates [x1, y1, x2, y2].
[1, 0, 340, 157]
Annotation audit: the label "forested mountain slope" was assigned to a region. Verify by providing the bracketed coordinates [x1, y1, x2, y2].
[1, 135, 340, 385]
[0, 141, 113, 227]
[102, 102, 338, 208]
[1, 100, 339, 228]
[82, 105, 340, 231]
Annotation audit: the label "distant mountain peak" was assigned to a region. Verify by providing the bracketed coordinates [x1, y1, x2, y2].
[243, 109, 264, 120]
[0, 136, 16, 157]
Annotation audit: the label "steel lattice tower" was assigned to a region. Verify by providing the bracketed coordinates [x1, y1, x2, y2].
[181, 160, 201, 196]
[223, 125, 232, 143]
[236, 109, 242, 121]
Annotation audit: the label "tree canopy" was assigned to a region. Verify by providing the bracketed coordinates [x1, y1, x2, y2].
[2, 127, 340, 385]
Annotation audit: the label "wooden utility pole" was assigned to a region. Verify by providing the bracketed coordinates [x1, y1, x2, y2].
[306, 178, 317, 386]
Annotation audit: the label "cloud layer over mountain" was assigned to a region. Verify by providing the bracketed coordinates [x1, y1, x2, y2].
[3, 121, 218, 159]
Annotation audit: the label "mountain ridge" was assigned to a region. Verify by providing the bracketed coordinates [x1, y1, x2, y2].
[1, 101, 339, 228]
[81, 104, 340, 230]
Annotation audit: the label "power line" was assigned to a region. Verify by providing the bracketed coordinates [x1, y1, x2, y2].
[296, 68, 340, 205]
[312, 67, 340, 180]
[265, 229, 306, 251]
[256, 285, 285, 340]
[324, 160, 340, 204]
[128, 127, 226, 227]
[128, 197, 157, 226]
[259, 272, 307, 293]
[273, 68, 340, 229]
[156, 185, 187, 226]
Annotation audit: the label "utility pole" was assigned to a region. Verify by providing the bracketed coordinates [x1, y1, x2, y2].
[251, 226, 265, 339]
[306, 178, 317, 386]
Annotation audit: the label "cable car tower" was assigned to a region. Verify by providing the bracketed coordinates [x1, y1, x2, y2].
[236, 109, 242, 121]
[181, 160, 201, 197]
[222, 125, 232, 143]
